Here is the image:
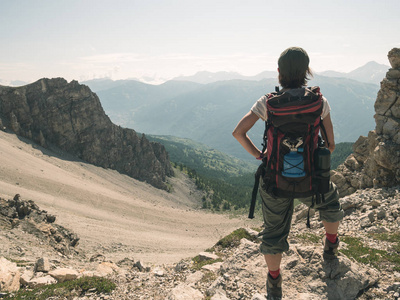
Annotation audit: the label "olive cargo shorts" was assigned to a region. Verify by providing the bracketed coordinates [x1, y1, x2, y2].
[259, 182, 344, 255]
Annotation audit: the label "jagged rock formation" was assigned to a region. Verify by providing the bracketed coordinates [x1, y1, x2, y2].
[0, 78, 173, 189]
[332, 48, 400, 196]
[0, 194, 79, 256]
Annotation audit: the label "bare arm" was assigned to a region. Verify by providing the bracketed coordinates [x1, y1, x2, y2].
[321, 113, 335, 153]
[232, 111, 262, 158]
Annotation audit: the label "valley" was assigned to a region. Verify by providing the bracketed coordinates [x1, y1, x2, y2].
[0, 130, 253, 265]
[84, 73, 379, 162]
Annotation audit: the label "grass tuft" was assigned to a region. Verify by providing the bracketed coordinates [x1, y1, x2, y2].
[4, 276, 116, 300]
[191, 256, 223, 271]
[341, 235, 400, 271]
[372, 232, 400, 271]
[297, 233, 321, 244]
[209, 228, 259, 251]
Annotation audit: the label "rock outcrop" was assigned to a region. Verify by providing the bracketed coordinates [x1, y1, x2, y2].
[0, 78, 173, 189]
[1, 186, 399, 298]
[332, 48, 400, 196]
[106, 186, 398, 299]
[0, 194, 79, 255]
[0, 257, 20, 293]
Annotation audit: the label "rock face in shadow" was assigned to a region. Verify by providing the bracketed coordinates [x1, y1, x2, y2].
[332, 48, 400, 196]
[0, 78, 173, 189]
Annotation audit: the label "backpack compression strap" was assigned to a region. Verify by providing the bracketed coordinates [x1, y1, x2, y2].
[248, 162, 265, 219]
[319, 118, 330, 147]
[248, 120, 270, 219]
[248, 127, 278, 219]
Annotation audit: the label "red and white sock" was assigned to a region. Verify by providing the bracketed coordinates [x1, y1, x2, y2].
[326, 232, 337, 244]
[269, 268, 280, 279]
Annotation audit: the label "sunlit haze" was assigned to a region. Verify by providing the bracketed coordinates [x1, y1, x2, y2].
[1, 0, 399, 84]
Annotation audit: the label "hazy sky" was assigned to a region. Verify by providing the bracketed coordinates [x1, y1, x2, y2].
[1, 0, 399, 84]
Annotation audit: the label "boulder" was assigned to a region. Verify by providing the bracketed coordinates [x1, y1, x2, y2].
[89, 253, 106, 263]
[388, 48, 400, 68]
[96, 262, 120, 276]
[34, 257, 50, 273]
[198, 252, 219, 261]
[49, 268, 79, 283]
[202, 262, 223, 272]
[27, 275, 57, 288]
[134, 260, 150, 272]
[168, 284, 203, 300]
[0, 257, 20, 292]
[79, 270, 102, 278]
[152, 267, 165, 277]
[211, 289, 230, 300]
[20, 269, 34, 286]
[185, 271, 204, 287]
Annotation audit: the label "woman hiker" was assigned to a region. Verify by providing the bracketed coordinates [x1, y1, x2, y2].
[232, 47, 344, 300]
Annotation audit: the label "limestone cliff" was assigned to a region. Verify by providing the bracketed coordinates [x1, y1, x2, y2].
[0, 78, 173, 189]
[332, 48, 400, 196]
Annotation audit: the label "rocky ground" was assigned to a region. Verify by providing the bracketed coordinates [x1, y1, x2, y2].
[1, 185, 399, 299]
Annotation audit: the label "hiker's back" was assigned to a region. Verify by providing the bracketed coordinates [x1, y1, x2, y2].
[233, 47, 344, 300]
[262, 86, 326, 198]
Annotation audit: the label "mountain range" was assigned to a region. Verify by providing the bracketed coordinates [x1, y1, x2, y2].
[172, 61, 389, 85]
[102, 61, 388, 86]
[2, 60, 389, 88]
[83, 73, 380, 161]
[318, 61, 389, 85]
[1, 61, 385, 163]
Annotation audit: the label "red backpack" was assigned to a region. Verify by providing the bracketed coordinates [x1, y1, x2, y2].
[249, 86, 330, 221]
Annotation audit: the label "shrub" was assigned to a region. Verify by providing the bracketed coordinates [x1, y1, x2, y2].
[212, 228, 259, 250]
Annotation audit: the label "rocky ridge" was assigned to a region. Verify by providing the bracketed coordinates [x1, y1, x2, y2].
[1, 186, 399, 299]
[333, 48, 400, 196]
[103, 186, 399, 300]
[0, 78, 173, 189]
[0, 194, 79, 256]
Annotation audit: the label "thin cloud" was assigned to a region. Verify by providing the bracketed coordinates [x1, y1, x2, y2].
[79, 53, 145, 64]
[0, 62, 33, 72]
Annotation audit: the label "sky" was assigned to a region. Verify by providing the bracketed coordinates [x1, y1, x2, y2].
[1, 0, 399, 84]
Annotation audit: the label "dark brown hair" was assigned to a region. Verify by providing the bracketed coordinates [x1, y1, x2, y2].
[278, 67, 313, 89]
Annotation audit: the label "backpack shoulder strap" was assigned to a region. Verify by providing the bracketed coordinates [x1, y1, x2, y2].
[320, 118, 330, 147]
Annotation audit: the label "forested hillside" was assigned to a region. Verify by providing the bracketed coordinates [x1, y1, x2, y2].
[148, 134, 353, 211]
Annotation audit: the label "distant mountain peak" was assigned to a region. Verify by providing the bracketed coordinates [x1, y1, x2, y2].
[348, 61, 388, 73]
[364, 60, 387, 67]
[318, 61, 389, 84]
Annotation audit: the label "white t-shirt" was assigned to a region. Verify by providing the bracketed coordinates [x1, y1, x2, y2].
[251, 92, 331, 121]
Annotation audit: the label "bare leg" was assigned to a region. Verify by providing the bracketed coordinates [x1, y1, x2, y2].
[264, 253, 282, 272]
[322, 220, 340, 260]
[322, 220, 339, 234]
